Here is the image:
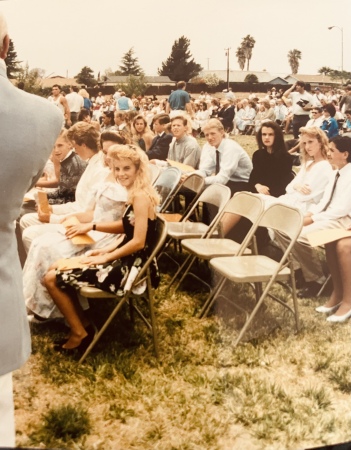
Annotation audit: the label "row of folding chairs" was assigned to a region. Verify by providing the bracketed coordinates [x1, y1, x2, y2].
[163, 191, 304, 347]
[77, 178, 304, 361]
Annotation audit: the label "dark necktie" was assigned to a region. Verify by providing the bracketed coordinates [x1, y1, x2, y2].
[322, 171, 340, 211]
[215, 150, 220, 175]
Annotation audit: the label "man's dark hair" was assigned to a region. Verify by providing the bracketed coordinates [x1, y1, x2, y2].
[52, 84, 61, 89]
[71, 85, 79, 93]
[296, 81, 305, 89]
[101, 131, 127, 146]
[177, 81, 186, 90]
[330, 135, 351, 162]
[153, 113, 171, 125]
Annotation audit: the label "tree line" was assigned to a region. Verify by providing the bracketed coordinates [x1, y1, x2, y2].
[6, 35, 351, 93]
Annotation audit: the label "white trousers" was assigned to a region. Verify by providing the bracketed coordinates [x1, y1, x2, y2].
[0, 372, 15, 447]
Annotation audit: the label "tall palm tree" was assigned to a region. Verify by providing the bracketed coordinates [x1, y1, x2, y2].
[318, 66, 333, 76]
[236, 47, 246, 71]
[241, 35, 256, 71]
[287, 49, 302, 74]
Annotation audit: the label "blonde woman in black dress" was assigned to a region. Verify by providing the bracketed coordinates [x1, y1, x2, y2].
[44, 145, 160, 354]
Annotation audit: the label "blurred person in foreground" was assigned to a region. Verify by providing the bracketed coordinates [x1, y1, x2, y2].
[0, 12, 62, 446]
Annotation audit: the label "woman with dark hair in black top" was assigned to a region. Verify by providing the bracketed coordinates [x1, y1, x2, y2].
[249, 121, 294, 198]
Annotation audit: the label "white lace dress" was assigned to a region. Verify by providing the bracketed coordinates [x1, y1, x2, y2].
[23, 181, 127, 319]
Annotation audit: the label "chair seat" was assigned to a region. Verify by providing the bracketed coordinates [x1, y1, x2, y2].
[182, 238, 251, 259]
[167, 221, 216, 239]
[210, 255, 291, 283]
[79, 286, 116, 299]
[158, 213, 182, 222]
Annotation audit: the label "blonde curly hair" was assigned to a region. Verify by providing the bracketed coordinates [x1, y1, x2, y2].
[108, 144, 160, 207]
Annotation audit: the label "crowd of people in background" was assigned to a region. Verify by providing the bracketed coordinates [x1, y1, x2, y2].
[48, 81, 351, 146]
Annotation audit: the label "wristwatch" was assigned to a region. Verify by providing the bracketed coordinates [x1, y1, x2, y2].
[92, 222, 97, 231]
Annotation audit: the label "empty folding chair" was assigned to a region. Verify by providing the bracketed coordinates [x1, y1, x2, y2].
[202, 203, 303, 347]
[149, 163, 161, 185]
[161, 183, 231, 284]
[159, 173, 205, 223]
[170, 191, 265, 292]
[153, 166, 182, 213]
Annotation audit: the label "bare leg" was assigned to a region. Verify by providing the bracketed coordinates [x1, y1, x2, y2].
[221, 212, 242, 237]
[323, 241, 343, 307]
[332, 238, 351, 316]
[44, 270, 89, 349]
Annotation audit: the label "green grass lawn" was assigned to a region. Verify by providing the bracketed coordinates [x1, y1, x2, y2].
[14, 134, 351, 450]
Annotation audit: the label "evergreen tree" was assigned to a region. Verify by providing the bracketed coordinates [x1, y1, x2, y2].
[5, 39, 21, 79]
[75, 66, 96, 87]
[287, 49, 302, 74]
[119, 48, 143, 76]
[158, 36, 202, 82]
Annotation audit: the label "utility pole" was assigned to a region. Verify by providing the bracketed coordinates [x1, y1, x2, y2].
[225, 48, 230, 90]
[328, 26, 344, 84]
[207, 58, 210, 70]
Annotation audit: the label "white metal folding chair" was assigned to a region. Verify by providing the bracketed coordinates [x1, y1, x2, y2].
[202, 203, 303, 347]
[158, 173, 205, 223]
[149, 163, 161, 185]
[153, 166, 182, 213]
[77, 216, 168, 363]
[170, 192, 265, 292]
[161, 184, 231, 285]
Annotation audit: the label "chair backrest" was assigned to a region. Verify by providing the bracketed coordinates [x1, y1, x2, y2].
[161, 173, 205, 219]
[153, 167, 182, 212]
[149, 164, 161, 185]
[181, 173, 205, 194]
[223, 191, 264, 223]
[133, 216, 168, 287]
[258, 203, 303, 242]
[208, 191, 265, 247]
[183, 183, 231, 232]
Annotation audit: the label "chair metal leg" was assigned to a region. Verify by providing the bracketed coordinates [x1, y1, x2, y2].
[167, 253, 192, 289]
[198, 276, 226, 318]
[79, 296, 128, 364]
[317, 274, 331, 297]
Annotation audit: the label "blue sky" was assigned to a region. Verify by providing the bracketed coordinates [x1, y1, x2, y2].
[1, 0, 350, 78]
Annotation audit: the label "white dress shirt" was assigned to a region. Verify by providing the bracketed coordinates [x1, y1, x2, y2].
[309, 163, 351, 222]
[194, 138, 252, 185]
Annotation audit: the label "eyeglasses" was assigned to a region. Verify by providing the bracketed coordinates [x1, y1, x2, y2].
[311, 111, 319, 114]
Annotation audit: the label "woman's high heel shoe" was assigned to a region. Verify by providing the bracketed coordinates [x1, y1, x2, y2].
[315, 303, 341, 314]
[326, 308, 351, 323]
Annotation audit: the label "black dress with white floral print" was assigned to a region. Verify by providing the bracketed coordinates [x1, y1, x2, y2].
[56, 204, 160, 295]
